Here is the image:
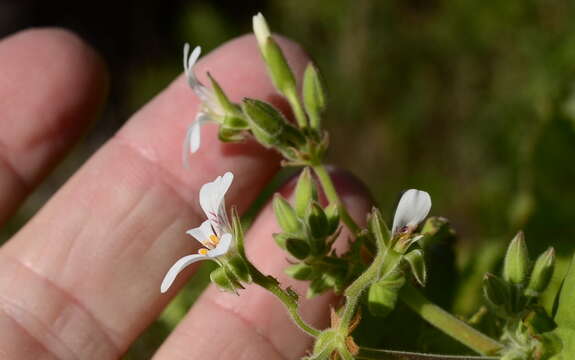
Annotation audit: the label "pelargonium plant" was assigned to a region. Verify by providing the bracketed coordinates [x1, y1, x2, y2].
[160, 13, 575, 360]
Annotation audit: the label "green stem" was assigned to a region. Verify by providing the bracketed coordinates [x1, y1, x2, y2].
[358, 347, 499, 360]
[312, 164, 362, 236]
[248, 263, 320, 337]
[400, 284, 503, 356]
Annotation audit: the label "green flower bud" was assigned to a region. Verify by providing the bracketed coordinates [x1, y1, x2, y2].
[302, 63, 326, 130]
[210, 267, 243, 293]
[225, 255, 252, 283]
[285, 263, 314, 280]
[308, 202, 329, 240]
[294, 167, 317, 217]
[526, 247, 555, 297]
[367, 271, 406, 317]
[324, 203, 340, 235]
[242, 98, 304, 150]
[503, 231, 530, 285]
[286, 238, 311, 260]
[273, 194, 301, 234]
[483, 273, 510, 311]
[252, 14, 296, 96]
[273, 232, 290, 249]
[404, 249, 427, 286]
[368, 207, 391, 249]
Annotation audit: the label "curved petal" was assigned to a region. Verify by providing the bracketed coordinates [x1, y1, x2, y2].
[160, 254, 209, 293]
[186, 219, 214, 247]
[392, 189, 432, 234]
[183, 112, 211, 166]
[199, 172, 234, 221]
[208, 233, 232, 257]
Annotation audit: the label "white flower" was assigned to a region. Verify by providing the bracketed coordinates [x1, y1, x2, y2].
[182, 43, 224, 160]
[392, 189, 432, 235]
[161, 172, 235, 293]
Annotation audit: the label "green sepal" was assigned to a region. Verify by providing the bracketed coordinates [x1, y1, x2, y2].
[294, 167, 317, 217]
[302, 63, 326, 130]
[404, 249, 427, 286]
[526, 247, 556, 297]
[483, 273, 510, 316]
[273, 194, 301, 234]
[225, 255, 252, 283]
[503, 231, 530, 285]
[368, 207, 391, 250]
[324, 203, 340, 235]
[308, 201, 329, 240]
[210, 266, 243, 293]
[286, 238, 311, 260]
[285, 263, 314, 280]
[218, 127, 245, 142]
[207, 72, 241, 116]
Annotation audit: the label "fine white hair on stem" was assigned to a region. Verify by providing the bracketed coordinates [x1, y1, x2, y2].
[392, 189, 432, 234]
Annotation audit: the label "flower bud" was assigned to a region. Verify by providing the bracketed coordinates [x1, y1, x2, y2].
[273, 194, 301, 234]
[367, 271, 406, 317]
[286, 237, 311, 260]
[368, 207, 391, 249]
[302, 63, 326, 129]
[210, 267, 243, 293]
[324, 203, 340, 235]
[503, 231, 530, 285]
[404, 249, 427, 286]
[242, 98, 304, 150]
[225, 255, 252, 283]
[526, 247, 555, 297]
[308, 202, 329, 240]
[294, 167, 317, 217]
[285, 263, 314, 280]
[483, 273, 509, 309]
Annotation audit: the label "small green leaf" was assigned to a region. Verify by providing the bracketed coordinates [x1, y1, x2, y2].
[273, 194, 301, 234]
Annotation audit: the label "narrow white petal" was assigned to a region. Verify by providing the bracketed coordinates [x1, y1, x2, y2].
[392, 189, 432, 234]
[186, 220, 214, 246]
[183, 43, 191, 76]
[199, 172, 234, 220]
[160, 254, 210, 293]
[183, 113, 211, 167]
[208, 233, 232, 257]
[253, 13, 271, 48]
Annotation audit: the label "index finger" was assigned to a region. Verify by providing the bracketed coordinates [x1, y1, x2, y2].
[0, 33, 309, 359]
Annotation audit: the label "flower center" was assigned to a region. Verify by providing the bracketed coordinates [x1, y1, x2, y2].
[209, 234, 220, 247]
[198, 248, 209, 255]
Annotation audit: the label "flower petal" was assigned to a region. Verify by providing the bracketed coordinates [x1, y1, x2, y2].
[160, 254, 210, 293]
[186, 220, 214, 247]
[183, 112, 211, 166]
[208, 233, 232, 257]
[199, 172, 234, 221]
[392, 189, 432, 234]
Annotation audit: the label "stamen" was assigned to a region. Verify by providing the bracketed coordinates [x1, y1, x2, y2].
[209, 234, 220, 246]
[199, 248, 209, 255]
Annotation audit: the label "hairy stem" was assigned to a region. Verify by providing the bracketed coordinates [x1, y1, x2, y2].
[358, 347, 499, 360]
[312, 164, 362, 236]
[400, 284, 503, 356]
[248, 263, 320, 337]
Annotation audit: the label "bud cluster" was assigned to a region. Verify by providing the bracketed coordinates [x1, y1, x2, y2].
[273, 168, 348, 297]
[483, 232, 556, 319]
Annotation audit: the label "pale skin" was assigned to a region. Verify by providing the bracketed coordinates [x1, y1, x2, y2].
[0, 28, 372, 359]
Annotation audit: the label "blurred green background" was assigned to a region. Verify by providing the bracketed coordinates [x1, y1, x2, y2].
[2, 0, 575, 357]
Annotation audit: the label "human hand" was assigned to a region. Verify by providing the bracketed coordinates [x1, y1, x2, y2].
[0, 28, 371, 359]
